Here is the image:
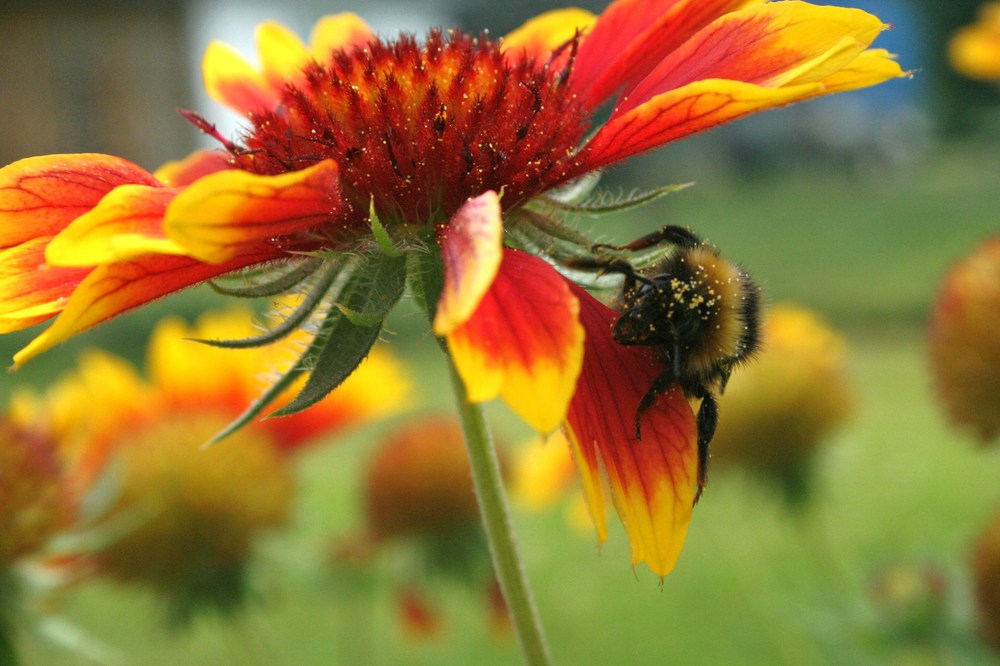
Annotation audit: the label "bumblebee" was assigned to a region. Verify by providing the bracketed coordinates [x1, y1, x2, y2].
[576, 225, 761, 502]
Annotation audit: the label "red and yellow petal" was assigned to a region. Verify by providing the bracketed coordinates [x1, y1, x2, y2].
[202, 40, 278, 115]
[617, 3, 891, 113]
[163, 159, 343, 263]
[0, 154, 159, 248]
[581, 78, 822, 170]
[11, 251, 275, 368]
[256, 20, 312, 88]
[432, 192, 504, 336]
[154, 150, 233, 187]
[0, 240, 90, 331]
[576, 2, 904, 172]
[502, 8, 596, 64]
[564, 282, 698, 577]
[45, 185, 185, 266]
[444, 250, 584, 434]
[571, 0, 759, 109]
[310, 13, 374, 60]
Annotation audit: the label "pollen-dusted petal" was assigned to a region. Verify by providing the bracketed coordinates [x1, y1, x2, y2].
[432, 192, 503, 336]
[163, 160, 342, 263]
[0, 153, 159, 248]
[571, 0, 759, 108]
[11, 251, 275, 368]
[564, 282, 698, 577]
[154, 150, 232, 187]
[46, 185, 185, 266]
[445, 250, 584, 434]
[501, 8, 596, 63]
[256, 20, 312, 87]
[0, 239, 90, 331]
[202, 40, 278, 114]
[310, 13, 374, 59]
[616, 2, 895, 116]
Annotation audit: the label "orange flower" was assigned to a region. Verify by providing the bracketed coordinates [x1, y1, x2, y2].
[0, 2, 904, 576]
[949, 2, 1000, 80]
[710, 304, 854, 502]
[11, 309, 408, 621]
[972, 508, 1000, 651]
[927, 235, 1000, 444]
[341, 416, 506, 640]
[0, 420, 70, 566]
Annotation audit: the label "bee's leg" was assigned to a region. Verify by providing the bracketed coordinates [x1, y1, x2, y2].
[691, 392, 718, 505]
[632, 372, 677, 440]
[611, 225, 703, 252]
[565, 256, 646, 294]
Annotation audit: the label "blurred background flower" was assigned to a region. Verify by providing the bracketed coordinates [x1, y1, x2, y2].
[332, 416, 509, 642]
[9, 307, 409, 627]
[0, 420, 72, 663]
[949, 2, 1000, 81]
[971, 506, 1000, 652]
[927, 235, 1000, 444]
[710, 304, 855, 505]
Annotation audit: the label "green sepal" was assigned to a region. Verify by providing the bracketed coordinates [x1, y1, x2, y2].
[272, 251, 406, 416]
[192, 261, 340, 350]
[202, 353, 310, 447]
[541, 170, 602, 205]
[332, 303, 383, 327]
[270, 312, 383, 417]
[505, 209, 597, 265]
[538, 182, 692, 216]
[207, 257, 323, 298]
[369, 199, 402, 258]
[204, 252, 405, 444]
[405, 243, 445, 324]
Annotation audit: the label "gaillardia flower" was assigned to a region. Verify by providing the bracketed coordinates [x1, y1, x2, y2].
[0, 420, 70, 567]
[972, 507, 1000, 651]
[927, 235, 1000, 444]
[11, 309, 408, 623]
[0, 420, 73, 665]
[949, 2, 1000, 81]
[710, 304, 854, 503]
[0, 1, 904, 576]
[336, 416, 507, 640]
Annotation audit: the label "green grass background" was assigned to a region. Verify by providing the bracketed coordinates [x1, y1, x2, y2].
[6, 137, 1000, 665]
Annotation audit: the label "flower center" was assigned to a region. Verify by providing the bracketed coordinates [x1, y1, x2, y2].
[237, 29, 590, 228]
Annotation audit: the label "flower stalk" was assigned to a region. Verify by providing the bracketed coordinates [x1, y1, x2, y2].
[446, 355, 551, 666]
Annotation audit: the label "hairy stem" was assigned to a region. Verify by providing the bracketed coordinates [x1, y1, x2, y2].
[445, 356, 551, 665]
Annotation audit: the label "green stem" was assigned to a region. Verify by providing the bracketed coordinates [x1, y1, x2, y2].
[445, 357, 551, 665]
